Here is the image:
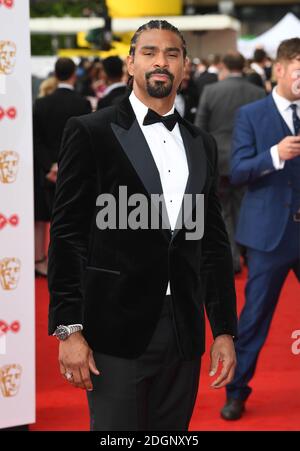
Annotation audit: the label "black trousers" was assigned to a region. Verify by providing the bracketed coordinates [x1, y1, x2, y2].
[87, 295, 201, 431]
[218, 176, 245, 269]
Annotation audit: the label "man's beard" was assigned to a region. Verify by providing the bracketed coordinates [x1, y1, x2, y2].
[145, 69, 174, 98]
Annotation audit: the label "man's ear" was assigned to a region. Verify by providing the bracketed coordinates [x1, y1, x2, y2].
[183, 56, 190, 76]
[126, 55, 134, 77]
[274, 61, 283, 80]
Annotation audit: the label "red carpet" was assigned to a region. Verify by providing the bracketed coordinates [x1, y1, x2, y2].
[30, 268, 300, 431]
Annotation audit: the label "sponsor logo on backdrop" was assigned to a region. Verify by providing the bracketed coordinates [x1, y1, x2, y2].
[0, 320, 20, 355]
[0, 150, 19, 183]
[291, 330, 300, 355]
[0, 106, 17, 120]
[0, 320, 21, 335]
[0, 41, 16, 75]
[0, 364, 22, 397]
[0, 0, 14, 9]
[0, 257, 21, 290]
[0, 213, 19, 230]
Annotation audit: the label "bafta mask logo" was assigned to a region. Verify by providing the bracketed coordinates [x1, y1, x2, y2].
[0, 0, 14, 9]
[0, 364, 22, 397]
[0, 106, 17, 120]
[0, 41, 16, 75]
[0, 257, 21, 290]
[0, 151, 19, 184]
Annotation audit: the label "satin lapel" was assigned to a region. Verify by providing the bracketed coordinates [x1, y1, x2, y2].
[172, 123, 207, 240]
[111, 120, 172, 234]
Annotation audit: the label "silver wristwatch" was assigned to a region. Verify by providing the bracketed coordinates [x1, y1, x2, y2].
[53, 324, 83, 341]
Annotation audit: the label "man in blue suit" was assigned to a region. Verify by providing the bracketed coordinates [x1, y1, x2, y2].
[221, 38, 300, 420]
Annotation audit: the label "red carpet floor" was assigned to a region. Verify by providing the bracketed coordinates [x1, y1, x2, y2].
[30, 268, 300, 431]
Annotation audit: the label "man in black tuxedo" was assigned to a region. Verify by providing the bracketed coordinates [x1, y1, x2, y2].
[48, 20, 237, 431]
[194, 70, 218, 101]
[97, 56, 127, 110]
[33, 57, 91, 188]
[33, 57, 91, 276]
[194, 54, 221, 101]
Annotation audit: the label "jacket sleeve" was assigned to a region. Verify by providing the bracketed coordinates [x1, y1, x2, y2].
[47, 117, 96, 334]
[201, 136, 238, 339]
[230, 107, 275, 186]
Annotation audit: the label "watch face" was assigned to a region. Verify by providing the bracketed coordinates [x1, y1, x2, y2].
[56, 326, 69, 340]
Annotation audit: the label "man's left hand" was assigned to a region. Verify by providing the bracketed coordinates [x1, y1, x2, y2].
[46, 163, 58, 184]
[209, 334, 236, 389]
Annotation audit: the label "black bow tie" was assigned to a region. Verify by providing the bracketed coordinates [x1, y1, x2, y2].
[143, 108, 180, 131]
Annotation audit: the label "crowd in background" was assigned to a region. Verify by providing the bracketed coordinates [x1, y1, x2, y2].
[32, 48, 274, 277]
[35, 48, 274, 113]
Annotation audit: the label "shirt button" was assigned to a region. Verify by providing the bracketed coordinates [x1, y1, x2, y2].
[163, 140, 166, 143]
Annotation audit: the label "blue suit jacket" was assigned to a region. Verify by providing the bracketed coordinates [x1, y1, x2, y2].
[230, 94, 296, 252]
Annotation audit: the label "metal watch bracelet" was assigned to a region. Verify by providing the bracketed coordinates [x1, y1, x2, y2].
[53, 324, 83, 340]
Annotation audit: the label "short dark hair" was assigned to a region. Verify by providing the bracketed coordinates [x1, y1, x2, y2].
[102, 56, 124, 80]
[253, 48, 267, 63]
[222, 52, 245, 72]
[54, 57, 76, 81]
[207, 54, 221, 66]
[129, 20, 187, 59]
[276, 38, 300, 62]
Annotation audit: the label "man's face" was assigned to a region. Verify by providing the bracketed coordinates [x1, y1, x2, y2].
[127, 29, 187, 99]
[0, 41, 16, 75]
[275, 56, 300, 100]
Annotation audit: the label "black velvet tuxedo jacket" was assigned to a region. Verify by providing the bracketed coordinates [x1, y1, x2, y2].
[33, 87, 91, 174]
[48, 95, 237, 360]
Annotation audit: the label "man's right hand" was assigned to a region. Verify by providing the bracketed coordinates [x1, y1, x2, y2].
[278, 136, 300, 161]
[58, 332, 100, 391]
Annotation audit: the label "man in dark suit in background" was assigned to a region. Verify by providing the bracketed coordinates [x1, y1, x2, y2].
[247, 48, 268, 90]
[48, 20, 237, 431]
[221, 38, 300, 420]
[33, 57, 91, 204]
[97, 56, 127, 110]
[195, 52, 265, 273]
[194, 65, 218, 101]
[33, 57, 91, 276]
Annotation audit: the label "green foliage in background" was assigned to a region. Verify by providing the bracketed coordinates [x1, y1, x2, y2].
[30, 0, 105, 18]
[30, 0, 105, 55]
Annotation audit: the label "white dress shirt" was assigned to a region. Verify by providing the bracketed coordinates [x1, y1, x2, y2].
[57, 83, 74, 90]
[250, 62, 266, 82]
[129, 91, 189, 295]
[270, 87, 300, 170]
[102, 81, 127, 97]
